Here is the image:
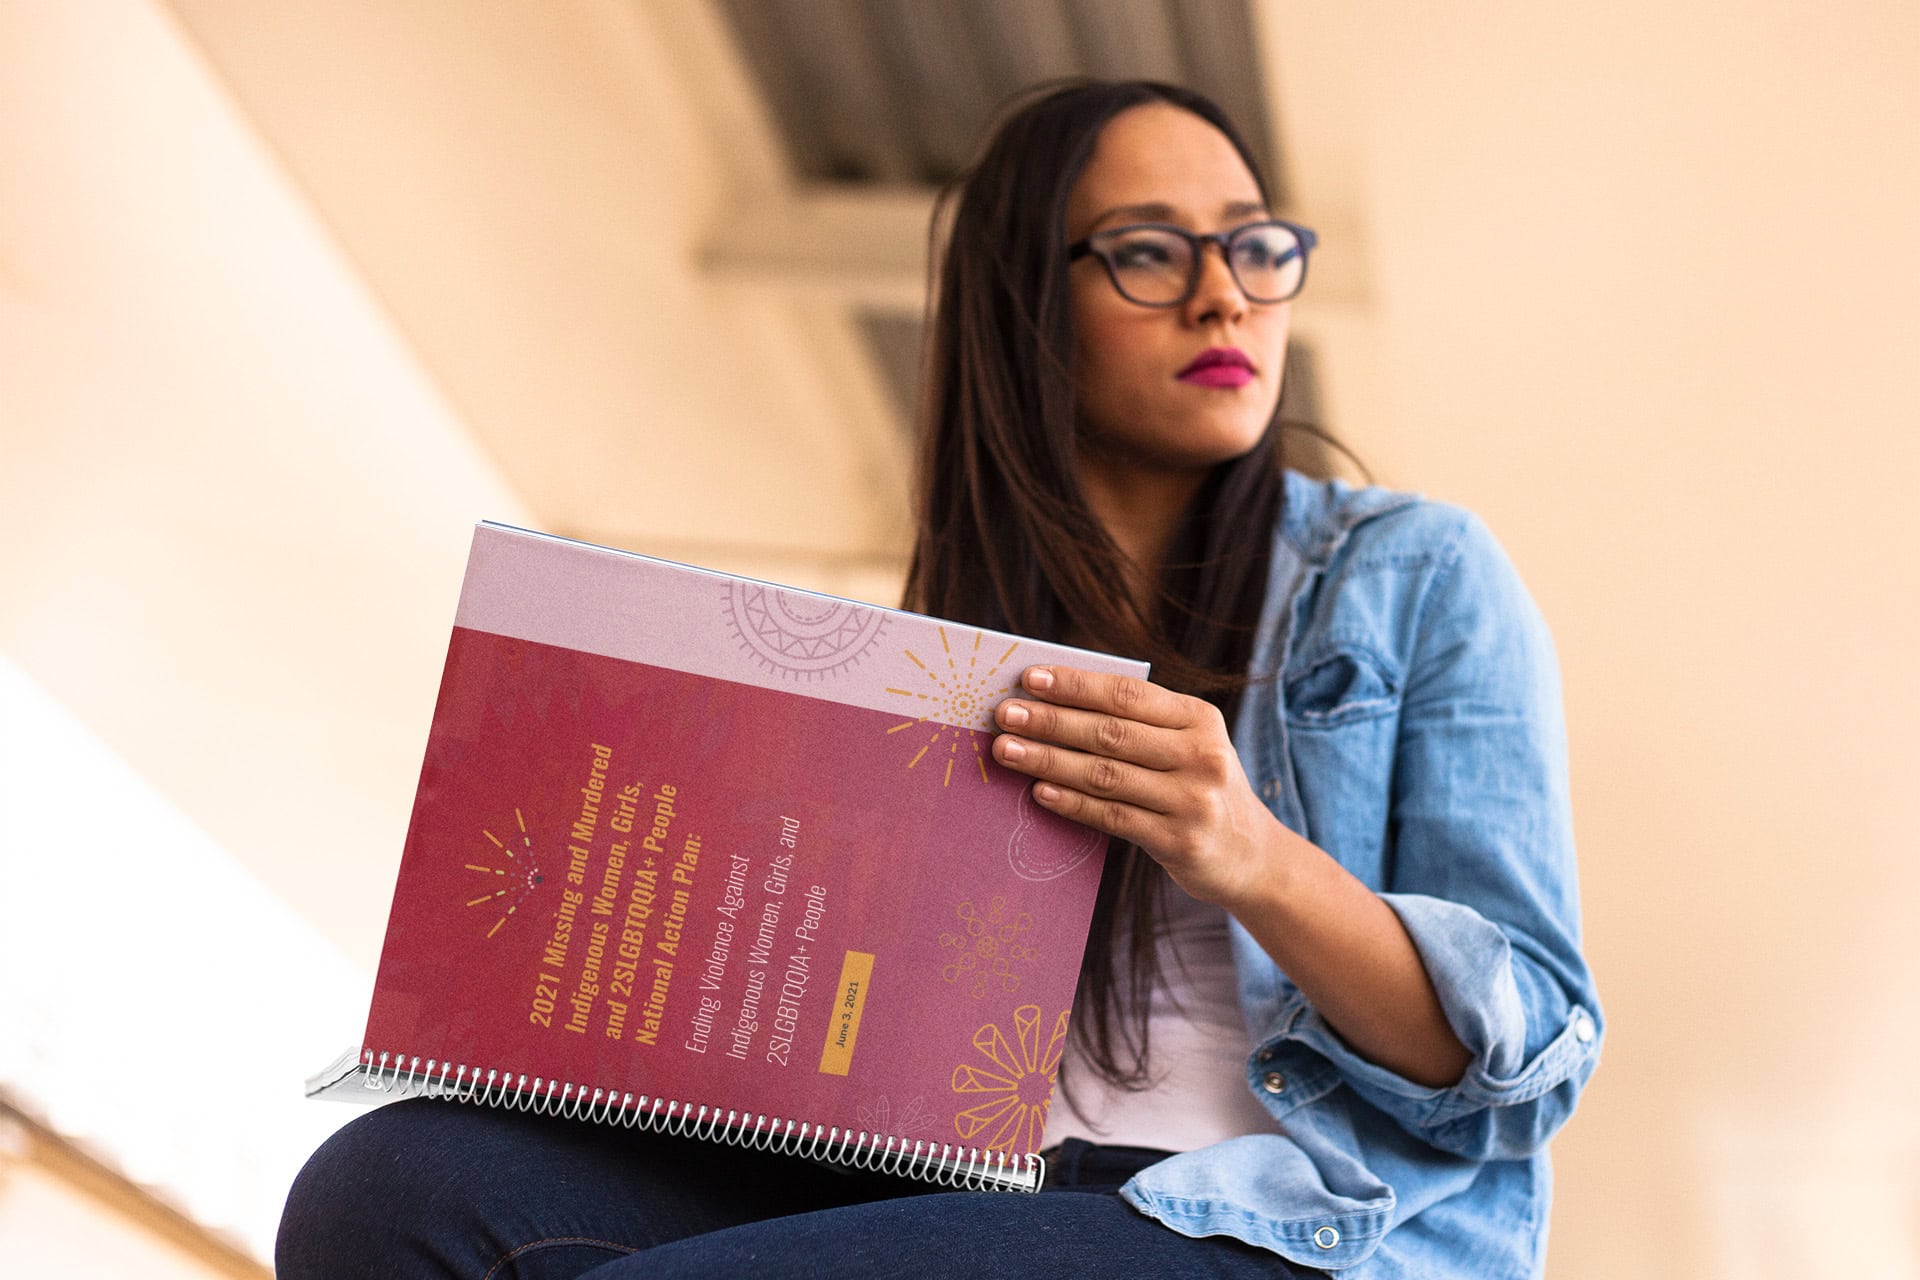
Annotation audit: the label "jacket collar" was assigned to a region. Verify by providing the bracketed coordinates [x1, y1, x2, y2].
[1280, 469, 1421, 569]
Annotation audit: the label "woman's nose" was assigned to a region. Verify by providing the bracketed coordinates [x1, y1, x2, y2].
[1184, 242, 1248, 325]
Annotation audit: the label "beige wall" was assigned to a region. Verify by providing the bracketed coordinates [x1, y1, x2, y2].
[0, 0, 536, 968]
[1, 0, 1914, 1275]
[1273, 6, 1920, 1275]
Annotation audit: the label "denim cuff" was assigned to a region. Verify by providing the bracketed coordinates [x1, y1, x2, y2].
[1283, 893, 1598, 1143]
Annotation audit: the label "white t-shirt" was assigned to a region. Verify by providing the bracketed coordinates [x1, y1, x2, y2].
[1043, 883, 1281, 1151]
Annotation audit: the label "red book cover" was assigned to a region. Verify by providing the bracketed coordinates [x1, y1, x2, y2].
[308, 522, 1145, 1190]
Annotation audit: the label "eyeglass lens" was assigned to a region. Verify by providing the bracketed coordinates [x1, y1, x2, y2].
[1098, 224, 1306, 306]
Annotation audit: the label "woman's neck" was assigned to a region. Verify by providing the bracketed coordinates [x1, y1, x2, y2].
[1077, 452, 1206, 617]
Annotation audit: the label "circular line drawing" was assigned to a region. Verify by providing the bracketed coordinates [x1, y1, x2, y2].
[724, 581, 888, 680]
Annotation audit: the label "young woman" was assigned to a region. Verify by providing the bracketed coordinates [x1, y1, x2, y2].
[278, 79, 1600, 1280]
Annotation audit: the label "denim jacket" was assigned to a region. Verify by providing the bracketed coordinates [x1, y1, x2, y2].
[1119, 471, 1603, 1278]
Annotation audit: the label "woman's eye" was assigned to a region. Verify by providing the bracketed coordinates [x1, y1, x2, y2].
[1235, 233, 1299, 272]
[1111, 239, 1179, 270]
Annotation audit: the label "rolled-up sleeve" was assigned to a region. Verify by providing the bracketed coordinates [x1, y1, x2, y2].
[1286, 508, 1602, 1161]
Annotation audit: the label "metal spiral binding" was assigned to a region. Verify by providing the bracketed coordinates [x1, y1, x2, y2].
[356, 1049, 1045, 1193]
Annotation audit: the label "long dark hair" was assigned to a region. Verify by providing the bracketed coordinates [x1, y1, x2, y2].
[901, 80, 1302, 1093]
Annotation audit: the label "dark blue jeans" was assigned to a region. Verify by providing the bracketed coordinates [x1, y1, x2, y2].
[277, 1099, 1312, 1278]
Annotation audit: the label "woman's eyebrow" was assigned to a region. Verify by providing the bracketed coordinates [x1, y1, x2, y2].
[1092, 202, 1177, 229]
[1091, 199, 1272, 230]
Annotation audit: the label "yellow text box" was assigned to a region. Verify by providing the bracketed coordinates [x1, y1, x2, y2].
[817, 951, 875, 1076]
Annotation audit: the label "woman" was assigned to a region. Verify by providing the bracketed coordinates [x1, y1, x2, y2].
[278, 79, 1600, 1280]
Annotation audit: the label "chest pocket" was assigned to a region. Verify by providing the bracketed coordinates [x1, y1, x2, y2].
[1281, 644, 1402, 886]
[1283, 644, 1401, 729]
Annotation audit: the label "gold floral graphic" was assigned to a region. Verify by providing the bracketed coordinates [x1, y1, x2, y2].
[950, 1004, 1067, 1154]
[886, 627, 1020, 787]
[940, 896, 1037, 999]
[463, 807, 543, 938]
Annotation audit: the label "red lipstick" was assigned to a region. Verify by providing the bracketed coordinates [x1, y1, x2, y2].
[1177, 347, 1255, 388]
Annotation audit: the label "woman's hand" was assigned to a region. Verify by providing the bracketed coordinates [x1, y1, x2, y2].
[995, 663, 1474, 1086]
[990, 664, 1283, 909]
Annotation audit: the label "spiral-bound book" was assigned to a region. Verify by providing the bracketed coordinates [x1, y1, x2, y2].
[306, 521, 1144, 1192]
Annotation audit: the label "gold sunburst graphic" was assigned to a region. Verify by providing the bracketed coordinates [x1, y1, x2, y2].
[463, 807, 543, 938]
[885, 627, 1019, 787]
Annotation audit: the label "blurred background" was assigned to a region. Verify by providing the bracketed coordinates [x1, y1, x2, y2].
[2, 0, 1915, 1275]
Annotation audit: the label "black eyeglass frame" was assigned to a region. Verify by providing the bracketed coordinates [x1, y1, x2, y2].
[1066, 218, 1319, 308]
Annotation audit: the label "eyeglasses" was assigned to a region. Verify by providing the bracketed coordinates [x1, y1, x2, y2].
[1067, 219, 1317, 308]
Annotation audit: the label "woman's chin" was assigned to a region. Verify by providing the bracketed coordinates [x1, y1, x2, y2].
[1081, 440, 1269, 483]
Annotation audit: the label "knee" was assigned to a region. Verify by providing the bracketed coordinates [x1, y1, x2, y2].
[274, 1099, 472, 1279]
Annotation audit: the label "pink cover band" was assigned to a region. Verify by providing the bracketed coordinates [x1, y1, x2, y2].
[454, 522, 1144, 730]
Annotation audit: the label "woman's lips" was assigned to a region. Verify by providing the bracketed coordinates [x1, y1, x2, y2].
[1179, 365, 1254, 388]
[1177, 347, 1255, 388]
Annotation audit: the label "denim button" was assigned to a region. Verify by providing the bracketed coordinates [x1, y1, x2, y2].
[1314, 1226, 1340, 1249]
[1261, 1071, 1286, 1094]
[1573, 1012, 1595, 1043]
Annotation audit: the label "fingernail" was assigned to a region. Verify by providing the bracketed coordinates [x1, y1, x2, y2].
[1000, 738, 1027, 762]
[1034, 783, 1061, 802]
[1002, 702, 1029, 728]
[1027, 667, 1054, 692]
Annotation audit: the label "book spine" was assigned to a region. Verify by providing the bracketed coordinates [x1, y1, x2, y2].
[349, 1048, 1045, 1194]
